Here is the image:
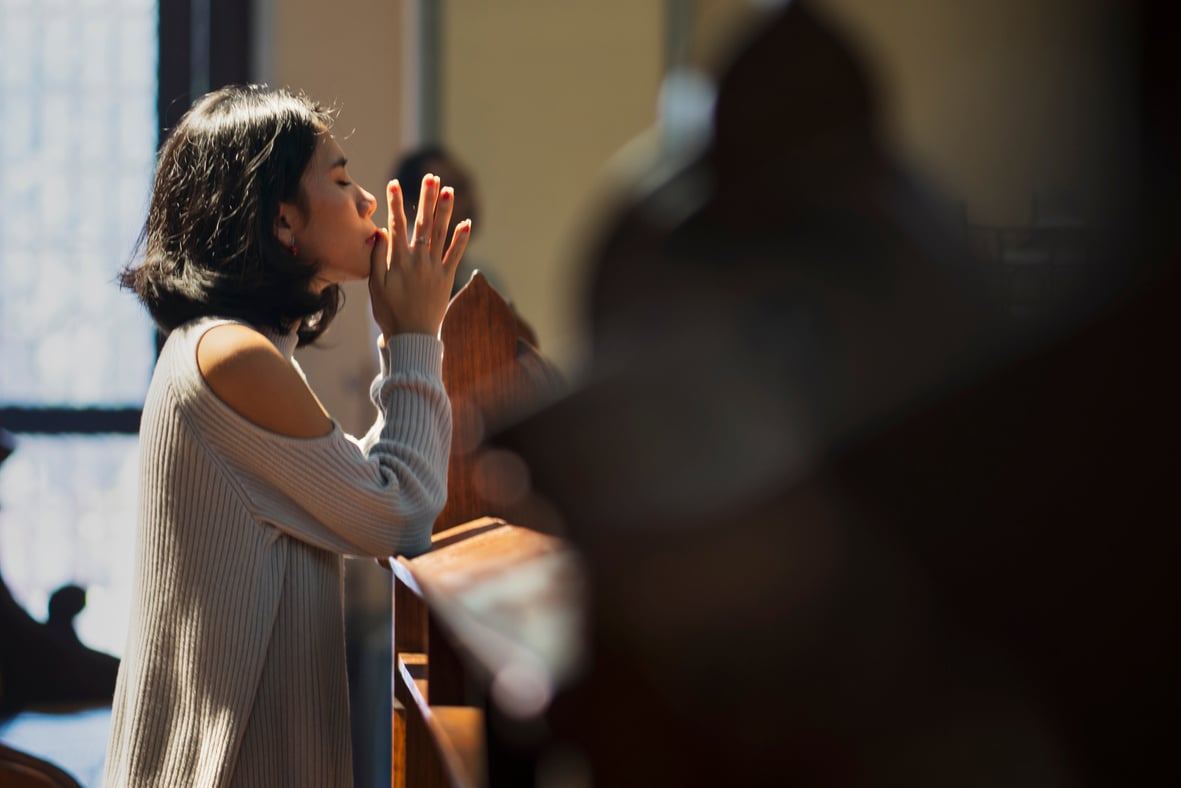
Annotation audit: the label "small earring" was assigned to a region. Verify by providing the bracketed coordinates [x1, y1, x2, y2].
[288, 233, 298, 257]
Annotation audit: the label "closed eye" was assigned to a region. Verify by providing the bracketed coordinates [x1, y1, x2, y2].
[330, 155, 351, 187]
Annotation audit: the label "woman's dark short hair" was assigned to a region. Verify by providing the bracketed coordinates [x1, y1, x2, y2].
[122, 84, 341, 345]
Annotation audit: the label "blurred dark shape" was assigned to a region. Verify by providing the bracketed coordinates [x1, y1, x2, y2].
[497, 1, 1179, 786]
[584, 1, 1011, 528]
[0, 741, 83, 787]
[0, 573, 119, 716]
[46, 585, 87, 645]
[0, 427, 14, 469]
[0, 422, 120, 716]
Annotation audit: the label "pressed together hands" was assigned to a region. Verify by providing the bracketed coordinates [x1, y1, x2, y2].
[195, 174, 471, 441]
[369, 174, 472, 341]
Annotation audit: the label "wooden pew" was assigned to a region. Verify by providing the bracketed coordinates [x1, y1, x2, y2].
[0, 743, 83, 788]
[432, 274, 562, 534]
[392, 274, 575, 787]
[391, 519, 582, 788]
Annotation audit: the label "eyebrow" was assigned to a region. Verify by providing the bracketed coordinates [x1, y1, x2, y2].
[329, 156, 348, 170]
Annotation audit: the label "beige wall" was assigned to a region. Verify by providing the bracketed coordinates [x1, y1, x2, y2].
[440, 1, 666, 376]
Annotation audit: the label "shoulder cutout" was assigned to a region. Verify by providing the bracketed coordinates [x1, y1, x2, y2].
[196, 323, 333, 439]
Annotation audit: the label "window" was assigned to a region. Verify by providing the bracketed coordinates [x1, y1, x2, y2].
[0, 0, 158, 657]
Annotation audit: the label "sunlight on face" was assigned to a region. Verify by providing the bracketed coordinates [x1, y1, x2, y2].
[285, 134, 380, 290]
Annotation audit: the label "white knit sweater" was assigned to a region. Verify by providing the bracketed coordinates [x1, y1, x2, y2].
[103, 317, 450, 787]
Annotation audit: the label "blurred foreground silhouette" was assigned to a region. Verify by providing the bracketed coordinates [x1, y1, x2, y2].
[496, 1, 1180, 785]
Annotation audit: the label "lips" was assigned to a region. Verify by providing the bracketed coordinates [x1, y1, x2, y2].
[366, 230, 379, 247]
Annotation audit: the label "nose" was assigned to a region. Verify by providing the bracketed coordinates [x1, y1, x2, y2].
[359, 186, 377, 219]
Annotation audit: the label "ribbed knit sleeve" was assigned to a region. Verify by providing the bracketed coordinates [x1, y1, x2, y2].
[172, 319, 449, 559]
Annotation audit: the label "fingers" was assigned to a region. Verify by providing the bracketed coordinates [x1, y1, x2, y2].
[413, 174, 440, 248]
[441, 220, 473, 273]
[369, 227, 389, 281]
[432, 188, 455, 252]
[387, 180, 408, 248]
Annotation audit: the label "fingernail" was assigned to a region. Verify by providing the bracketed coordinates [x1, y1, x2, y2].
[389, 180, 399, 193]
[441, 188, 453, 200]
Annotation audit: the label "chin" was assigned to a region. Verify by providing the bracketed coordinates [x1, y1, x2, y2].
[317, 263, 369, 287]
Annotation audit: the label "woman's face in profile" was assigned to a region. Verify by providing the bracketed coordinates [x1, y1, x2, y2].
[282, 134, 381, 290]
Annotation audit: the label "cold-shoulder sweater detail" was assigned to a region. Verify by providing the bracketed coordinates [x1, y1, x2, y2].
[103, 317, 450, 787]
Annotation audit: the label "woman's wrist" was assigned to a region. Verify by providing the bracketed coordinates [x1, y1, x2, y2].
[380, 333, 445, 378]
[380, 325, 440, 343]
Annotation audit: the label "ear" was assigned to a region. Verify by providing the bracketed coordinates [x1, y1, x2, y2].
[273, 201, 305, 245]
